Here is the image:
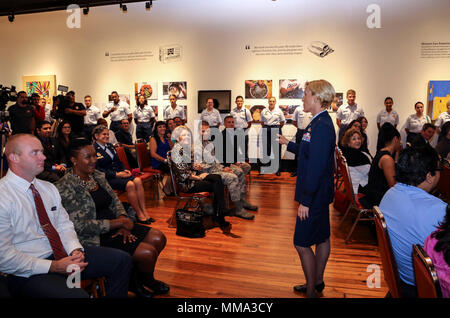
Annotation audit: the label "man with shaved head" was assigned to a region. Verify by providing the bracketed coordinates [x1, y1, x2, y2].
[0, 134, 132, 298]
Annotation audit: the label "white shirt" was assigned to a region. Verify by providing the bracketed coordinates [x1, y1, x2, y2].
[292, 107, 312, 129]
[84, 105, 101, 125]
[405, 114, 431, 133]
[377, 109, 399, 127]
[230, 107, 252, 129]
[435, 111, 450, 129]
[44, 104, 54, 123]
[200, 108, 223, 127]
[133, 105, 156, 123]
[163, 105, 185, 120]
[105, 101, 131, 122]
[336, 103, 365, 126]
[260, 107, 285, 126]
[0, 170, 82, 278]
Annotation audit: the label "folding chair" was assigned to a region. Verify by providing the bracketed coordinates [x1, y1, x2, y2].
[135, 142, 162, 200]
[373, 206, 402, 298]
[166, 151, 210, 228]
[412, 244, 442, 298]
[337, 149, 373, 243]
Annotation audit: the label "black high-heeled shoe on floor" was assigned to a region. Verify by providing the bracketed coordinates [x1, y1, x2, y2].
[137, 217, 155, 224]
[293, 282, 325, 293]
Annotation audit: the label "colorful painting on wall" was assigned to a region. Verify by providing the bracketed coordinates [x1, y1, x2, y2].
[22, 75, 56, 104]
[134, 82, 158, 100]
[428, 81, 450, 120]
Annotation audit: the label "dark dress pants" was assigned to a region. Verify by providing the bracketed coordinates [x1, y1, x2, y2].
[7, 245, 132, 298]
[188, 174, 226, 224]
[261, 126, 282, 173]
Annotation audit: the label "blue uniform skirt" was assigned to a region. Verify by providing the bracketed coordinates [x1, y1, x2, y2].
[293, 205, 330, 247]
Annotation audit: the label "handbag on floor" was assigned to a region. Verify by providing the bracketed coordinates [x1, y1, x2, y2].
[175, 205, 205, 238]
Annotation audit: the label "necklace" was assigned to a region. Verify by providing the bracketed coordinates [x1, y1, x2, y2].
[72, 171, 98, 192]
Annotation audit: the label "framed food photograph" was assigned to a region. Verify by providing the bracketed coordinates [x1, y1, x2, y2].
[330, 92, 343, 112]
[428, 81, 450, 120]
[22, 75, 56, 104]
[245, 104, 266, 122]
[163, 81, 187, 100]
[279, 79, 304, 99]
[198, 90, 231, 114]
[134, 82, 158, 100]
[245, 80, 273, 99]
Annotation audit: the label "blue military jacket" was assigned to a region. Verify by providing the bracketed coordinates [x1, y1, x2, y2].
[94, 142, 125, 179]
[287, 110, 336, 209]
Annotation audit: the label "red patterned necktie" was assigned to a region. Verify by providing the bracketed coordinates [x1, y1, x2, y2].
[29, 184, 67, 260]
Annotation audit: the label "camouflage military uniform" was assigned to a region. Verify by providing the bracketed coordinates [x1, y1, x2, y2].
[194, 140, 244, 202]
[55, 168, 128, 246]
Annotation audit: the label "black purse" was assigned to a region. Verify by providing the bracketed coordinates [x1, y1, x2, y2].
[175, 206, 205, 238]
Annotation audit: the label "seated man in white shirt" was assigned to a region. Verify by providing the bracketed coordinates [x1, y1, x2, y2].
[0, 134, 132, 298]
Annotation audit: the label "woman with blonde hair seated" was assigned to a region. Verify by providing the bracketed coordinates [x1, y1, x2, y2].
[340, 128, 372, 194]
[170, 125, 231, 233]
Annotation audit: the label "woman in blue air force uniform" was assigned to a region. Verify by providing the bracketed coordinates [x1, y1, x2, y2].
[279, 79, 336, 298]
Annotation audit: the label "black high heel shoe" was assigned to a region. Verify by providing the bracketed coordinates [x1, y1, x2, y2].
[137, 217, 155, 224]
[293, 282, 325, 293]
[129, 270, 154, 298]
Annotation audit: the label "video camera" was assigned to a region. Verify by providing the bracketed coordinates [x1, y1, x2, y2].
[52, 85, 71, 119]
[0, 85, 17, 122]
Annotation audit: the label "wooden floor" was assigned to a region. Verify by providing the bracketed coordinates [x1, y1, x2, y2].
[137, 172, 388, 298]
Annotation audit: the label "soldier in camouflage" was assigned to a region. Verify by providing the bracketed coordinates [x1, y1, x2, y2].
[194, 121, 256, 220]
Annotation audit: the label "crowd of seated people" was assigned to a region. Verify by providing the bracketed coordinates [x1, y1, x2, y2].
[2, 85, 449, 299]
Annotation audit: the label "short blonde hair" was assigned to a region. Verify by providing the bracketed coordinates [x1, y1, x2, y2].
[172, 125, 192, 142]
[306, 80, 335, 108]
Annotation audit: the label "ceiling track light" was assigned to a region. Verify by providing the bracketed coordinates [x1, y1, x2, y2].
[83, 5, 89, 15]
[122, 4, 127, 12]
[8, 12, 14, 22]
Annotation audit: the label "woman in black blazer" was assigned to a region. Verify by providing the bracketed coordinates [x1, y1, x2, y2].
[92, 125, 153, 224]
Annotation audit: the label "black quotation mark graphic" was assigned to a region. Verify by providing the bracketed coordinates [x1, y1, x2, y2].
[245, 45, 250, 50]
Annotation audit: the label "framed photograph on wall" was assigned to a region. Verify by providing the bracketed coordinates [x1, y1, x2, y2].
[245, 104, 266, 122]
[134, 82, 158, 100]
[22, 75, 56, 104]
[198, 90, 231, 114]
[245, 80, 272, 99]
[428, 81, 450, 120]
[279, 79, 304, 99]
[330, 92, 343, 112]
[163, 81, 187, 100]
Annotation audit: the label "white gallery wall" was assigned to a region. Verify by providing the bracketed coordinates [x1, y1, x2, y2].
[0, 0, 449, 154]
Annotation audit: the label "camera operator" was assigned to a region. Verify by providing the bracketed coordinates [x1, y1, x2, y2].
[7, 91, 35, 135]
[64, 91, 86, 137]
